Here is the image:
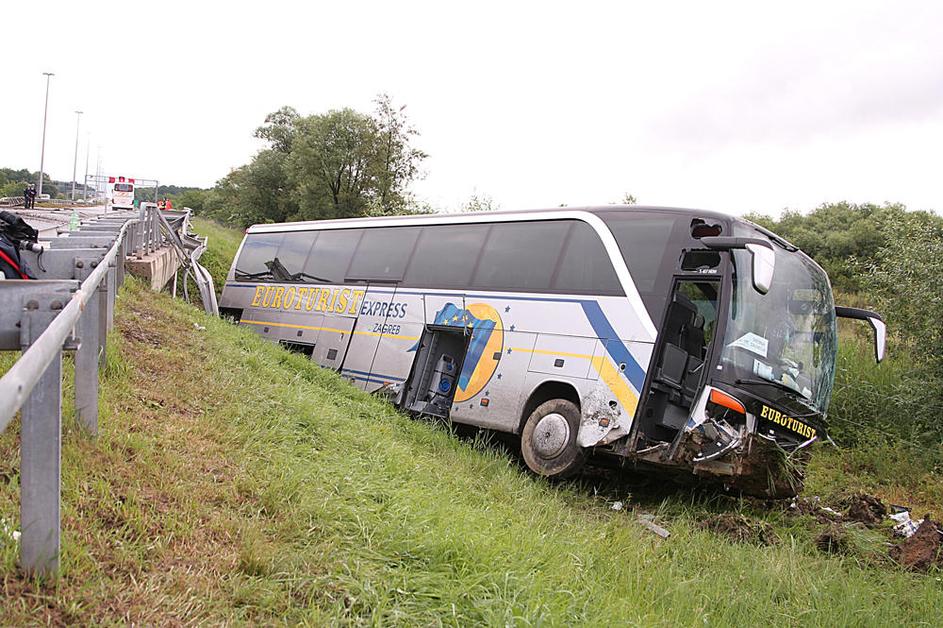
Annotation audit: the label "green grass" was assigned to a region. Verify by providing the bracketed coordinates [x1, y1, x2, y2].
[0, 278, 941, 624]
[191, 217, 243, 295]
[2, 220, 939, 623]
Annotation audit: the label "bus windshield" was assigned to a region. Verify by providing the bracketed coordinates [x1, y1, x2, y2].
[721, 233, 837, 413]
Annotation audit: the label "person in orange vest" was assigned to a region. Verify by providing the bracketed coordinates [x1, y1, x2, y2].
[165, 198, 174, 210]
[157, 199, 166, 210]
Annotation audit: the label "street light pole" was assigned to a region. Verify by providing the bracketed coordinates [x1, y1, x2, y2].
[71, 110, 83, 201]
[37, 72, 54, 197]
[83, 134, 90, 202]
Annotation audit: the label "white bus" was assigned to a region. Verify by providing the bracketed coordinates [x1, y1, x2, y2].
[108, 176, 135, 210]
[219, 206, 885, 496]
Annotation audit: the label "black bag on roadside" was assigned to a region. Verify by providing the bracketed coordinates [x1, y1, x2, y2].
[0, 211, 37, 280]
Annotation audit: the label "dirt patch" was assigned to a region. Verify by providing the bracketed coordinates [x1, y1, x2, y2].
[786, 496, 843, 522]
[698, 513, 779, 546]
[118, 315, 164, 347]
[889, 518, 943, 572]
[815, 523, 851, 554]
[843, 493, 887, 525]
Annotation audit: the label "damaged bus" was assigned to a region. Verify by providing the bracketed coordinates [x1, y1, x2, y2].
[218, 206, 885, 496]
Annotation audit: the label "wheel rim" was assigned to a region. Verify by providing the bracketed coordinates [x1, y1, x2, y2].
[533, 412, 570, 459]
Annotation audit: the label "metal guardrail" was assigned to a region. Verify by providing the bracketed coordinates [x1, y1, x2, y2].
[0, 204, 168, 576]
[0, 197, 80, 209]
[0, 196, 26, 207]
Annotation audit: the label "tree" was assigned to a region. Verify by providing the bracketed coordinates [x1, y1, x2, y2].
[371, 94, 427, 214]
[461, 192, 499, 213]
[621, 193, 637, 205]
[745, 202, 943, 292]
[287, 108, 380, 220]
[869, 213, 943, 366]
[216, 96, 427, 227]
[254, 106, 300, 154]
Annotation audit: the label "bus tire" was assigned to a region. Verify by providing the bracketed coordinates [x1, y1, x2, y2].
[520, 399, 586, 479]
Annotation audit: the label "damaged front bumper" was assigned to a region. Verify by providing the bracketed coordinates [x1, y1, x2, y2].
[632, 385, 819, 498]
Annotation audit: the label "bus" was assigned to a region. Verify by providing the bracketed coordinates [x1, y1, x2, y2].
[218, 206, 885, 496]
[108, 176, 135, 210]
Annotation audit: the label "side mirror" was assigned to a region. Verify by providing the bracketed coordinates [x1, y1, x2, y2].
[699, 236, 776, 295]
[835, 306, 886, 363]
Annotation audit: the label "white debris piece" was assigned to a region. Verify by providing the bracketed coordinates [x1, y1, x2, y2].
[611, 501, 624, 511]
[889, 510, 923, 538]
[637, 514, 671, 538]
[1, 519, 20, 544]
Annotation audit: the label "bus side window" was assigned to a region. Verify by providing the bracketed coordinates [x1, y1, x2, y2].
[472, 221, 569, 292]
[603, 214, 689, 321]
[275, 231, 318, 280]
[553, 222, 623, 296]
[403, 224, 490, 289]
[234, 232, 285, 281]
[304, 229, 362, 284]
[347, 227, 422, 283]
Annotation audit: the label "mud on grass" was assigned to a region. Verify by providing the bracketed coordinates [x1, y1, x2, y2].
[1, 278, 943, 624]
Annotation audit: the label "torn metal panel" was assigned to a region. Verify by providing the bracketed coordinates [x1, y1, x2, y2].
[577, 382, 626, 447]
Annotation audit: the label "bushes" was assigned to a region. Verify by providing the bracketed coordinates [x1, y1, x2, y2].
[822, 209, 943, 459]
[828, 332, 941, 447]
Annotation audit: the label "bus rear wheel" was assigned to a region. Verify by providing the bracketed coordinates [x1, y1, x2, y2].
[521, 399, 586, 479]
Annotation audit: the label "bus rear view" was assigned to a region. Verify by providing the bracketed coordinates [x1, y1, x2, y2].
[108, 176, 135, 210]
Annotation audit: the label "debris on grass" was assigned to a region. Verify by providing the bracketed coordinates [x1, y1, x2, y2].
[0, 519, 19, 544]
[889, 510, 923, 539]
[816, 523, 851, 554]
[637, 514, 670, 539]
[610, 501, 624, 511]
[786, 496, 844, 524]
[698, 513, 779, 546]
[843, 493, 887, 525]
[889, 518, 943, 572]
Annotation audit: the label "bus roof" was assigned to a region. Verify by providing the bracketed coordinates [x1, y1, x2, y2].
[246, 205, 739, 234]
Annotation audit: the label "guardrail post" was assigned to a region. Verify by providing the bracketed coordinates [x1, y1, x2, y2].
[115, 237, 125, 288]
[98, 269, 109, 368]
[19, 296, 65, 576]
[106, 259, 116, 333]
[74, 258, 102, 434]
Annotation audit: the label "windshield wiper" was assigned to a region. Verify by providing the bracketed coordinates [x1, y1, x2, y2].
[290, 271, 332, 283]
[735, 377, 813, 407]
[234, 268, 274, 280]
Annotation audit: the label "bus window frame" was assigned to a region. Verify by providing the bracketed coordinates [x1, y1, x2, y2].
[402, 223, 492, 290]
[345, 226, 423, 284]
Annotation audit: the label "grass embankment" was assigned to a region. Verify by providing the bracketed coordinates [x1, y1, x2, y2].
[0, 254, 938, 623]
[191, 217, 242, 295]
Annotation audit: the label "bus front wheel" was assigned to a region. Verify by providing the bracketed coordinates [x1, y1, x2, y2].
[521, 399, 586, 479]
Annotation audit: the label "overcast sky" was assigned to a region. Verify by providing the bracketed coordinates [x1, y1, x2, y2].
[3, 1, 941, 216]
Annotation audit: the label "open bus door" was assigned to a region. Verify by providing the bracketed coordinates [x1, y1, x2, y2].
[629, 246, 723, 453]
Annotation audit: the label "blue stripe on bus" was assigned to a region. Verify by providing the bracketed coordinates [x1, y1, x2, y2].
[579, 301, 647, 392]
[345, 373, 388, 385]
[347, 374, 404, 386]
[341, 367, 404, 382]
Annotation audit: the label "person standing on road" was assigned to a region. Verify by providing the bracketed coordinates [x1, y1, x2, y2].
[23, 184, 31, 208]
[29, 184, 37, 208]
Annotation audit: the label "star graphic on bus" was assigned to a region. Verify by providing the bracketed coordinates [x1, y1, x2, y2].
[432, 302, 504, 402]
